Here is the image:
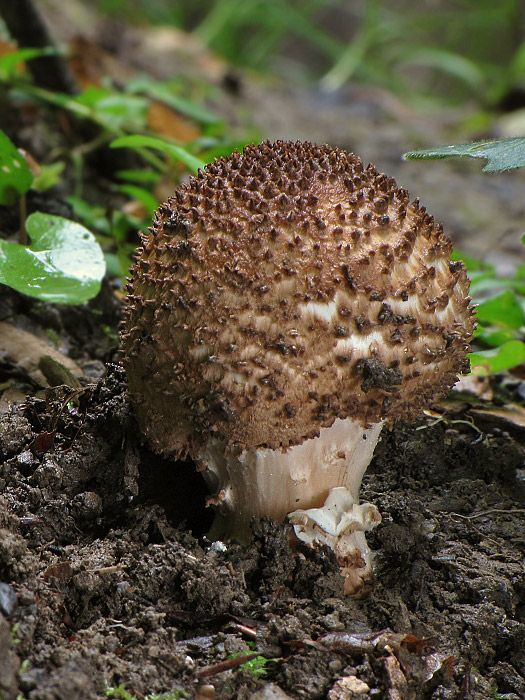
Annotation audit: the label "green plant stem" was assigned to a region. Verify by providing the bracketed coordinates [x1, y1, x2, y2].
[13, 83, 168, 173]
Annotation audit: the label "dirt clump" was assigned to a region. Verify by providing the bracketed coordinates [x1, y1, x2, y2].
[0, 338, 523, 699]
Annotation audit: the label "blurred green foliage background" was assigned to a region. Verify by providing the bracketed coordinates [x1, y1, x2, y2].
[92, 0, 525, 106]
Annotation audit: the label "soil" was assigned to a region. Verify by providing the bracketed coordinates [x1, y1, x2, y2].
[1, 4, 525, 699]
[1, 285, 524, 700]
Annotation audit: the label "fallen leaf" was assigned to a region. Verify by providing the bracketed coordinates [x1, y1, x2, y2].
[43, 561, 72, 583]
[470, 404, 525, 436]
[147, 100, 201, 142]
[453, 373, 492, 400]
[315, 629, 400, 656]
[67, 35, 131, 88]
[33, 431, 56, 453]
[0, 387, 27, 413]
[384, 652, 407, 700]
[38, 355, 82, 388]
[400, 633, 432, 656]
[328, 675, 370, 699]
[0, 322, 82, 388]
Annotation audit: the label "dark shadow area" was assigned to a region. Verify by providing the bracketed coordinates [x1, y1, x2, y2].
[137, 451, 213, 537]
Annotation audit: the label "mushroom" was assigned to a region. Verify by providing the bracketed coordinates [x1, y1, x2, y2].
[121, 140, 475, 592]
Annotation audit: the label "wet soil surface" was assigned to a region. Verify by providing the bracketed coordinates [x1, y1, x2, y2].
[0, 290, 524, 700]
[0, 5, 524, 697]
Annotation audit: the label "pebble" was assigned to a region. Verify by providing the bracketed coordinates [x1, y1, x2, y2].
[0, 583, 17, 616]
[80, 360, 106, 383]
[249, 684, 294, 699]
[195, 685, 215, 699]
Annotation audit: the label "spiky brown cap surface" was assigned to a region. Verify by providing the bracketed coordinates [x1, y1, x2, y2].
[121, 140, 475, 458]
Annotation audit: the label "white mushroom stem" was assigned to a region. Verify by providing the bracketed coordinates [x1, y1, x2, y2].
[196, 418, 383, 591]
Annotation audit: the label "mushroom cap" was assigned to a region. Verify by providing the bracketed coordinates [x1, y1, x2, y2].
[121, 140, 475, 458]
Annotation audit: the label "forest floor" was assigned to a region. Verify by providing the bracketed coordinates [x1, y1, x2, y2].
[0, 3, 524, 699]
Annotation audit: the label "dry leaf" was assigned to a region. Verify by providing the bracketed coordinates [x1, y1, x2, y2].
[328, 675, 370, 699]
[453, 373, 492, 400]
[147, 100, 201, 143]
[18, 148, 42, 178]
[67, 35, 131, 88]
[0, 387, 27, 413]
[43, 561, 72, 583]
[470, 404, 525, 436]
[384, 652, 407, 700]
[0, 322, 82, 388]
[33, 431, 56, 453]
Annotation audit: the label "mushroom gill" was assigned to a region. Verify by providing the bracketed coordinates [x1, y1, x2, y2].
[121, 140, 475, 592]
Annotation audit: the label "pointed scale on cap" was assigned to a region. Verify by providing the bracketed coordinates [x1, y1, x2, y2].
[121, 140, 475, 460]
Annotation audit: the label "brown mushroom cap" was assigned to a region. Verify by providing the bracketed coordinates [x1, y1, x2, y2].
[121, 140, 475, 458]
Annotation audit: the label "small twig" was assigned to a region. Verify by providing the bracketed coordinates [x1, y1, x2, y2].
[451, 508, 525, 521]
[460, 662, 472, 699]
[226, 622, 258, 639]
[49, 386, 93, 434]
[18, 516, 43, 525]
[194, 653, 262, 680]
[445, 513, 502, 547]
[86, 565, 122, 574]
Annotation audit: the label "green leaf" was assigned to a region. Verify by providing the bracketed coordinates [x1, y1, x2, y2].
[0, 46, 59, 80]
[398, 47, 485, 90]
[72, 87, 149, 130]
[451, 249, 494, 273]
[476, 290, 524, 330]
[126, 78, 223, 126]
[470, 276, 525, 297]
[0, 131, 34, 205]
[469, 340, 525, 375]
[403, 136, 525, 172]
[473, 327, 516, 347]
[117, 184, 158, 214]
[32, 161, 65, 191]
[116, 169, 160, 184]
[199, 136, 255, 162]
[0, 212, 105, 304]
[110, 135, 205, 173]
[66, 196, 111, 234]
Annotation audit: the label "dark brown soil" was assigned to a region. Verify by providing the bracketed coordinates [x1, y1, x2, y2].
[0, 286, 524, 700]
[1, 5, 524, 697]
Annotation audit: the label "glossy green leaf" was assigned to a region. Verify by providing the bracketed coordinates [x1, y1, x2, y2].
[0, 131, 33, 205]
[469, 340, 525, 376]
[403, 136, 525, 172]
[110, 134, 205, 173]
[0, 212, 105, 304]
[475, 290, 524, 329]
